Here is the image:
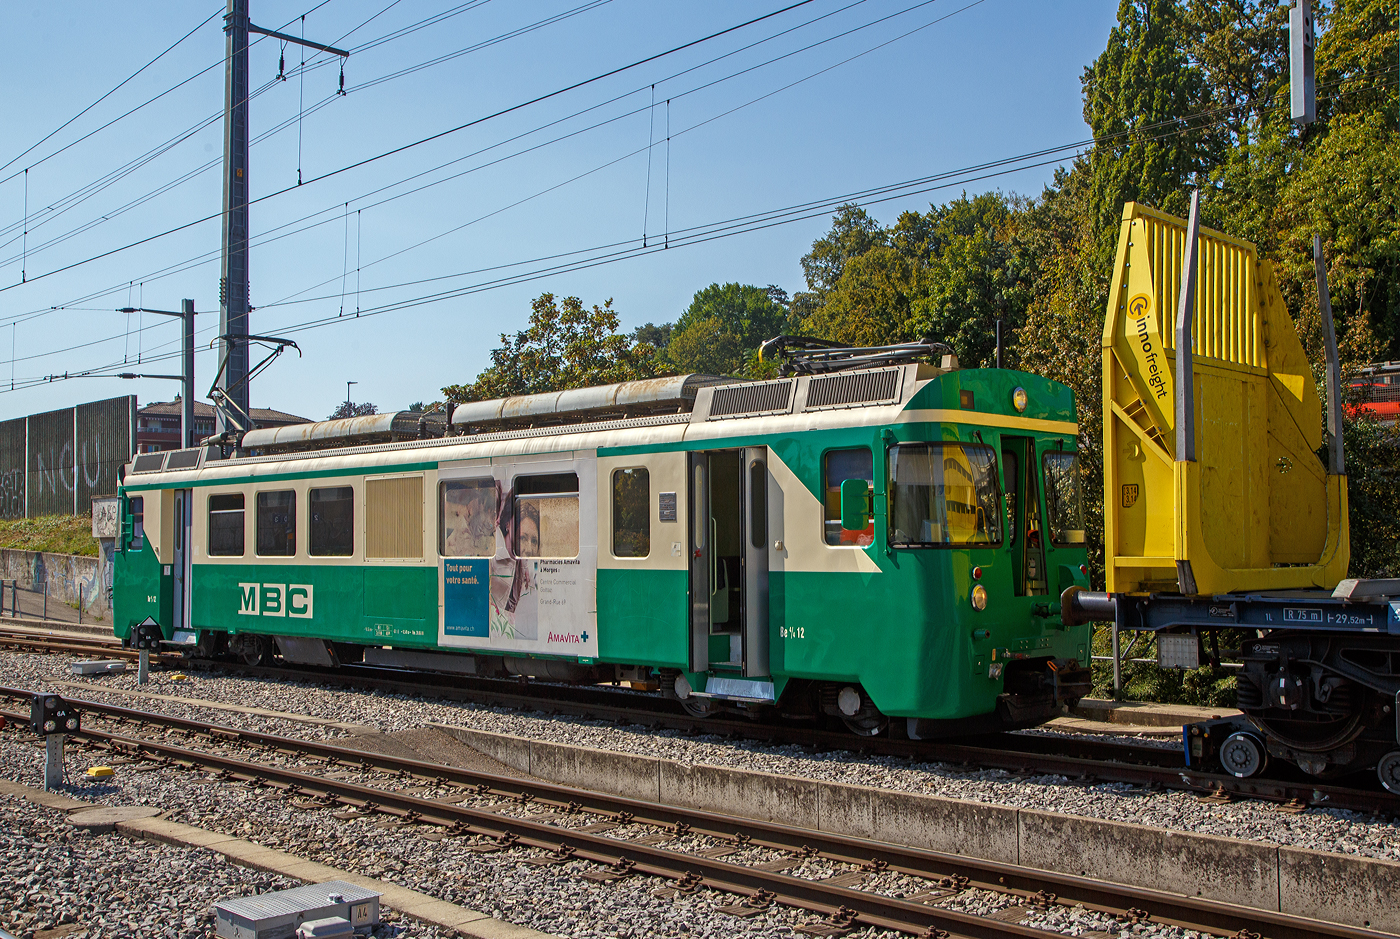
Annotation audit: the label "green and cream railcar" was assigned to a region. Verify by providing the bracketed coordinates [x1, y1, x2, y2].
[113, 362, 1091, 735]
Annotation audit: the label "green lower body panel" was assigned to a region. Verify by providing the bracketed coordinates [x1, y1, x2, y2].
[597, 567, 687, 668]
[191, 564, 438, 647]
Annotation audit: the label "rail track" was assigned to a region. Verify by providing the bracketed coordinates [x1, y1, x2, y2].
[0, 686, 1384, 939]
[3, 624, 1398, 815]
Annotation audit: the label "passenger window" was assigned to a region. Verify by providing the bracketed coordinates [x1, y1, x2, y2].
[612, 468, 650, 558]
[440, 478, 498, 557]
[515, 473, 579, 559]
[256, 490, 296, 557]
[823, 449, 873, 546]
[129, 496, 145, 550]
[310, 486, 354, 556]
[208, 493, 245, 557]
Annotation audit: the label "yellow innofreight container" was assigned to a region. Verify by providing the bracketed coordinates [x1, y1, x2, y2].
[1102, 202, 1348, 596]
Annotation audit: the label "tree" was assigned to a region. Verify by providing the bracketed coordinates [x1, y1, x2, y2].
[791, 204, 886, 321]
[1182, 0, 1289, 140]
[630, 322, 673, 358]
[1081, 0, 1219, 256]
[797, 193, 1041, 366]
[662, 282, 790, 376]
[441, 293, 655, 402]
[328, 401, 378, 419]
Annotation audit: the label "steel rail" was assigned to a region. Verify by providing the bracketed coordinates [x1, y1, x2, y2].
[0, 690, 1384, 939]
[218, 662, 1400, 814]
[3, 629, 1396, 813]
[0, 634, 168, 662]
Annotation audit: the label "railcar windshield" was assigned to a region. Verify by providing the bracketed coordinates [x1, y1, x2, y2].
[888, 443, 1002, 546]
[1043, 450, 1086, 544]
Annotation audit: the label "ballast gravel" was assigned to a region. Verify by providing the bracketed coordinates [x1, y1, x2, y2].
[0, 790, 435, 939]
[3, 647, 1399, 869]
[0, 729, 1214, 939]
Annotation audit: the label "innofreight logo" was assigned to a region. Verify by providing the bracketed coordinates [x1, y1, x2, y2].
[238, 583, 313, 619]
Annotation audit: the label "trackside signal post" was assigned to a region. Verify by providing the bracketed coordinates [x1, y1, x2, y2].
[219, 1, 346, 434]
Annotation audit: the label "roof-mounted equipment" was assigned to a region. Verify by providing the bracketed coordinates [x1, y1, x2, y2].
[449, 374, 732, 432]
[757, 336, 954, 376]
[239, 410, 448, 454]
[206, 333, 301, 446]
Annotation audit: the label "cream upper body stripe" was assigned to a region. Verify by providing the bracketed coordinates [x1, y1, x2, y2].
[125, 406, 1076, 487]
[898, 409, 1079, 435]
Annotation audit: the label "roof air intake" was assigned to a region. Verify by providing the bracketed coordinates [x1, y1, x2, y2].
[707, 379, 795, 419]
[805, 368, 902, 410]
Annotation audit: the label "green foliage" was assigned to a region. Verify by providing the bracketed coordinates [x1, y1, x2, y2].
[1081, 0, 1220, 255]
[1315, 0, 1400, 124]
[663, 283, 791, 376]
[442, 293, 655, 402]
[1341, 409, 1400, 578]
[799, 194, 1042, 367]
[0, 515, 99, 558]
[1089, 626, 1240, 706]
[328, 401, 378, 419]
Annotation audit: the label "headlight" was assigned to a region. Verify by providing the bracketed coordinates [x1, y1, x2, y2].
[1011, 387, 1028, 412]
[971, 584, 988, 611]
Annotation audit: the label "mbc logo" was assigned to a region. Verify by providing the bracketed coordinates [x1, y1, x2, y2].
[239, 583, 313, 619]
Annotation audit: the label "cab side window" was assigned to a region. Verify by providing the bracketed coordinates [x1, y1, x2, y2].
[823, 449, 873, 546]
[129, 496, 145, 551]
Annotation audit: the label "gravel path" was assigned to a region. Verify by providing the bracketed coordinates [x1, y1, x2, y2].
[3, 648, 1397, 866]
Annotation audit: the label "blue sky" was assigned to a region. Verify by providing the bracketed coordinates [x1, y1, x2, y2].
[0, 1, 1119, 422]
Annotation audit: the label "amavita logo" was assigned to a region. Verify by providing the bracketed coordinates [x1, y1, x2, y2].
[547, 632, 581, 644]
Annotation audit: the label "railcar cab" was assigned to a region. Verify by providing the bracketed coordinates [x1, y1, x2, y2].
[857, 365, 1092, 737]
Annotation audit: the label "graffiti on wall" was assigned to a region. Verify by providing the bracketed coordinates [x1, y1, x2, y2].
[0, 397, 134, 519]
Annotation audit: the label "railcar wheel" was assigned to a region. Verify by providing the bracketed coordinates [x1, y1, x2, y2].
[841, 712, 889, 737]
[679, 696, 718, 719]
[193, 630, 220, 659]
[663, 672, 717, 720]
[1378, 751, 1400, 795]
[830, 684, 887, 737]
[1220, 732, 1268, 778]
[234, 635, 272, 667]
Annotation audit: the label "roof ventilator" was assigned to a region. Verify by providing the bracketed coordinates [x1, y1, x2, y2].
[706, 379, 795, 419]
[805, 368, 903, 410]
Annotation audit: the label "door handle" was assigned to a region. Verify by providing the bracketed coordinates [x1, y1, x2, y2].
[710, 518, 718, 594]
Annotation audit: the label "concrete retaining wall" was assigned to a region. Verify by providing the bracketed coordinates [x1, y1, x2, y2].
[433, 723, 1400, 932]
[0, 546, 109, 619]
